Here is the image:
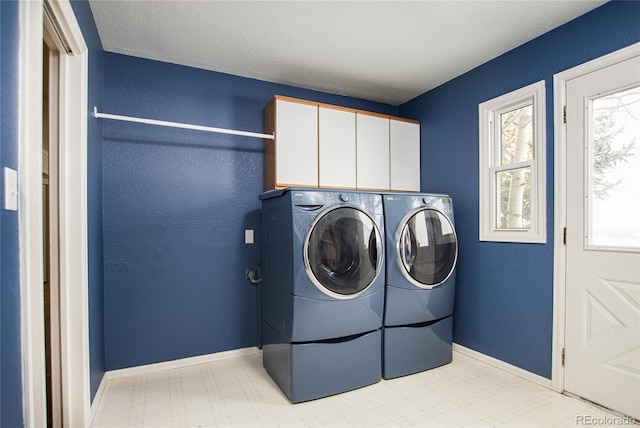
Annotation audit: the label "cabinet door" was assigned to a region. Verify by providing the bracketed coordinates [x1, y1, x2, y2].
[356, 113, 390, 190]
[319, 106, 356, 188]
[276, 99, 318, 187]
[390, 119, 420, 191]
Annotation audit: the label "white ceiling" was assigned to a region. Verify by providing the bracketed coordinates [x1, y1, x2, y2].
[88, 0, 607, 106]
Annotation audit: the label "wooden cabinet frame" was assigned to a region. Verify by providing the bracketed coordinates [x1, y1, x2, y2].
[264, 95, 420, 192]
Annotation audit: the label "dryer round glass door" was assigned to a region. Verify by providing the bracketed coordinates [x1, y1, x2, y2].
[305, 206, 383, 299]
[398, 208, 457, 288]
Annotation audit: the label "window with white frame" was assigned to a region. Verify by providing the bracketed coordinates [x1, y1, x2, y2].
[479, 81, 546, 243]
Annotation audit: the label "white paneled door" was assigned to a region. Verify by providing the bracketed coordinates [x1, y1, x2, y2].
[564, 54, 640, 420]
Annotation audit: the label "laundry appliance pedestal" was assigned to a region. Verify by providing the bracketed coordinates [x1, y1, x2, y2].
[382, 317, 452, 379]
[263, 323, 382, 403]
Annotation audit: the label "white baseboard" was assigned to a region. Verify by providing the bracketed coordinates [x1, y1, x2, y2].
[90, 346, 261, 422]
[453, 343, 552, 389]
[105, 346, 261, 380]
[90, 372, 108, 425]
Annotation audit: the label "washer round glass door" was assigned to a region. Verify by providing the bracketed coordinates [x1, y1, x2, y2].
[305, 206, 383, 299]
[398, 208, 457, 288]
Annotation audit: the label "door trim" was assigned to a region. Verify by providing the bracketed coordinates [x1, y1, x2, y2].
[19, 1, 90, 426]
[551, 42, 640, 393]
[19, 3, 46, 426]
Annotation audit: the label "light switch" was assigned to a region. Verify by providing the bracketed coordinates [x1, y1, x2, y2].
[4, 167, 17, 211]
[245, 229, 254, 244]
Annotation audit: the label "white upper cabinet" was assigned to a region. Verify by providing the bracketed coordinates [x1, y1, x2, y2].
[265, 97, 318, 190]
[264, 95, 420, 192]
[319, 106, 356, 189]
[356, 113, 390, 191]
[390, 119, 420, 192]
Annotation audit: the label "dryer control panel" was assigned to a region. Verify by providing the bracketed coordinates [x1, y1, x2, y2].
[421, 196, 453, 218]
[290, 189, 382, 214]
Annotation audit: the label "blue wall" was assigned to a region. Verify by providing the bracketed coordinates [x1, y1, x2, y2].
[400, 0, 640, 378]
[70, 0, 105, 402]
[101, 53, 398, 370]
[1, 1, 637, 420]
[0, 1, 24, 426]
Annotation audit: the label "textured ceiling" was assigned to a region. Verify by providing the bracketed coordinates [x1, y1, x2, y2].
[88, 0, 607, 105]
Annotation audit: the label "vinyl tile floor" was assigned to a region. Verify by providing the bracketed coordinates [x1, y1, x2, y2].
[91, 350, 632, 427]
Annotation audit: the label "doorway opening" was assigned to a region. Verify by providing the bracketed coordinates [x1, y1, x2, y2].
[20, 1, 90, 425]
[42, 24, 63, 428]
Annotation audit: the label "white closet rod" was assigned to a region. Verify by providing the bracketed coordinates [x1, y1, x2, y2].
[93, 107, 275, 140]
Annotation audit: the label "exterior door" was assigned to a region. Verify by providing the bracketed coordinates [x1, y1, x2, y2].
[398, 208, 457, 288]
[305, 207, 383, 298]
[564, 54, 640, 419]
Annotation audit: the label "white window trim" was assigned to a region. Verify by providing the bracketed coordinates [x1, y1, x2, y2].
[479, 80, 547, 243]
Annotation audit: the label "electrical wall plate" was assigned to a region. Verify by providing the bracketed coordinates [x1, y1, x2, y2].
[4, 167, 18, 211]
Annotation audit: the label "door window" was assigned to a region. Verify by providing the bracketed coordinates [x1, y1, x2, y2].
[587, 84, 640, 251]
[399, 209, 457, 287]
[306, 207, 382, 297]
